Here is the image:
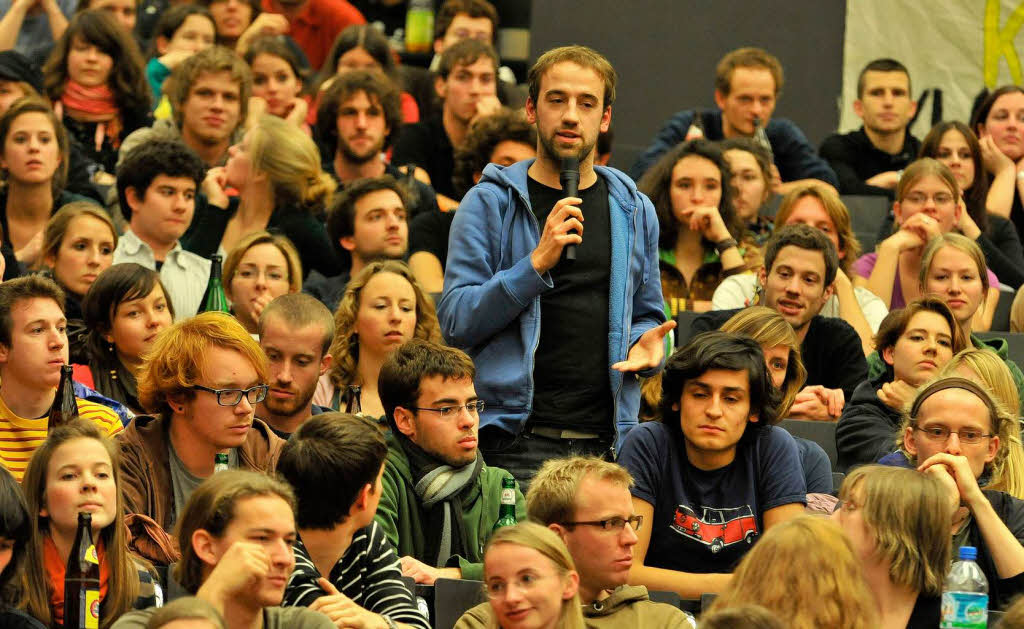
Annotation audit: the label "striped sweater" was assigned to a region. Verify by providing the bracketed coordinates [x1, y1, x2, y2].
[284, 521, 429, 629]
[0, 395, 122, 481]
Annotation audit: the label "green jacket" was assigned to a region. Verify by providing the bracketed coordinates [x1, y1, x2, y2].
[866, 333, 1024, 412]
[374, 432, 526, 581]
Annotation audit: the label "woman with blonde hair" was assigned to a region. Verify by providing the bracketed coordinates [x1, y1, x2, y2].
[833, 465, 952, 628]
[887, 377, 1024, 610]
[720, 306, 832, 493]
[187, 114, 342, 279]
[221, 231, 301, 335]
[454, 522, 585, 629]
[853, 159, 1000, 318]
[708, 514, 878, 629]
[313, 260, 441, 419]
[918, 233, 1024, 397]
[931, 348, 1024, 499]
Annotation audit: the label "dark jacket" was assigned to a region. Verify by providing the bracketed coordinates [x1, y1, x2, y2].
[629, 108, 838, 185]
[836, 372, 903, 473]
[819, 127, 920, 198]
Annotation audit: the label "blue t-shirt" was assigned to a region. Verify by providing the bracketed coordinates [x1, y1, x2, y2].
[618, 421, 806, 574]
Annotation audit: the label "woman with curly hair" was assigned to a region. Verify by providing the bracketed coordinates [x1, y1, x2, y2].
[637, 138, 753, 317]
[313, 260, 441, 420]
[709, 514, 878, 629]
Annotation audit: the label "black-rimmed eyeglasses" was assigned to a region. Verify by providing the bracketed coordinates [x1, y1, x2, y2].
[190, 384, 269, 407]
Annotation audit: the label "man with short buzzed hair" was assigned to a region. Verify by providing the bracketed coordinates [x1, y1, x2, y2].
[820, 58, 920, 197]
[256, 293, 334, 440]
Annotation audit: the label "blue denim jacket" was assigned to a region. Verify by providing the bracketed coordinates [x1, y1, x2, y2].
[438, 159, 665, 450]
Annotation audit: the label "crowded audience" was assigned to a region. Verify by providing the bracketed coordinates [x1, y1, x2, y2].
[0, 4, 1023, 626]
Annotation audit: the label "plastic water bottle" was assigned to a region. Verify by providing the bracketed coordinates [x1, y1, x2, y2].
[941, 546, 988, 628]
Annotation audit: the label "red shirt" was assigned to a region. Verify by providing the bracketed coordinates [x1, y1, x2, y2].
[261, 0, 365, 71]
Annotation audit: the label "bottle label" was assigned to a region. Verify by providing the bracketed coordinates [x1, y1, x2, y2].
[85, 544, 99, 565]
[941, 591, 988, 628]
[85, 588, 100, 629]
[501, 488, 515, 504]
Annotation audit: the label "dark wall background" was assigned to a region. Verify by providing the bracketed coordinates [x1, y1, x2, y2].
[528, 0, 846, 173]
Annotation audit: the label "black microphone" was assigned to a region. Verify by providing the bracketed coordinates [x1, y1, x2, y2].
[560, 156, 580, 261]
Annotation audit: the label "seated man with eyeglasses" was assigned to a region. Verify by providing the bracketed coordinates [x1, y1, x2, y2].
[515, 456, 695, 628]
[376, 338, 526, 585]
[118, 311, 285, 567]
[882, 376, 1024, 610]
[617, 331, 807, 599]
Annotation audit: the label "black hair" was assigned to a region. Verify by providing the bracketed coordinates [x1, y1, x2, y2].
[637, 138, 740, 251]
[856, 58, 911, 99]
[969, 85, 1024, 134]
[452, 108, 535, 197]
[0, 466, 29, 606]
[325, 175, 410, 259]
[378, 338, 475, 432]
[315, 69, 403, 157]
[277, 413, 387, 529]
[319, 24, 398, 83]
[148, 4, 215, 58]
[660, 331, 779, 447]
[115, 139, 206, 221]
[81, 263, 174, 359]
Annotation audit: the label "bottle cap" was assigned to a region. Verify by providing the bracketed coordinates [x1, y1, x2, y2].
[958, 545, 978, 561]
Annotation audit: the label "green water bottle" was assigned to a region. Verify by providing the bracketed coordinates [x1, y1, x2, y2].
[492, 477, 517, 532]
[198, 255, 229, 314]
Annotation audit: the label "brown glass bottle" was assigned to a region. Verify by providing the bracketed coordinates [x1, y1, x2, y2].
[49, 365, 80, 428]
[65, 512, 100, 629]
[345, 385, 362, 414]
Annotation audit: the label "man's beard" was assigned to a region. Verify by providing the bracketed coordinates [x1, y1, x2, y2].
[263, 383, 316, 419]
[338, 135, 385, 165]
[538, 129, 594, 165]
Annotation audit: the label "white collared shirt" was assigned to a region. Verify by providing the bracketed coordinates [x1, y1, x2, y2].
[113, 230, 211, 318]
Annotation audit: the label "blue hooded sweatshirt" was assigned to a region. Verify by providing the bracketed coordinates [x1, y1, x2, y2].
[437, 159, 666, 450]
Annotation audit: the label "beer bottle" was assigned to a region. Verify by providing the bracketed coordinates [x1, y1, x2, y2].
[684, 110, 706, 141]
[49, 365, 80, 428]
[214, 452, 229, 473]
[344, 385, 362, 415]
[492, 477, 518, 532]
[65, 512, 100, 629]
[753, 117, 774, 162]
[198, 255, 230, 314]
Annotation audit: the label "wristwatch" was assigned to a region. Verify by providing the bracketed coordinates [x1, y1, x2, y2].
[713, 237, 738, 254]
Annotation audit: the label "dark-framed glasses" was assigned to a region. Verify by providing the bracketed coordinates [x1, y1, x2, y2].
[190, 384, 269, 407]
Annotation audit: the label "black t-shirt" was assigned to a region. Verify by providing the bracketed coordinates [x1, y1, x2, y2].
[409, 207, 456, 270]
[391, 115, 456, 199]
[526, 175, 612, 433]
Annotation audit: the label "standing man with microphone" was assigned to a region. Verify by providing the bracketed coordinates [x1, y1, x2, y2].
[438, 45, 672, 489]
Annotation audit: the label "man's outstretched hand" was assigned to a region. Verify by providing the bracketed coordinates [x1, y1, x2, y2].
[612, 320, 677, 373]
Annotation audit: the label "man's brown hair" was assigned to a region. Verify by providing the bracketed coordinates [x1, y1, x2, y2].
[0, 276, 65, 349]
[528, 45, 616, 110]
[714, 47, 784, 97]
[434, 0, 498, 43]
[166, 46, 251, 130]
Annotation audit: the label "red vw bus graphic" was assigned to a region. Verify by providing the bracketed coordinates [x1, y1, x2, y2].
[671, 504, 758, 553]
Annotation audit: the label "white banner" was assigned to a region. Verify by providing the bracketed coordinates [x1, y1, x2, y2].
[840, 0, 1024, 137]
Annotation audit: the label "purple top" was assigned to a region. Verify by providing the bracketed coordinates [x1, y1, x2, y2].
[852, 252, 999, 309]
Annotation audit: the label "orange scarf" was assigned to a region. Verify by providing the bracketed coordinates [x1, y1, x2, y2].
[58, 80, 123, 153]
[43, 535, 110, 626]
